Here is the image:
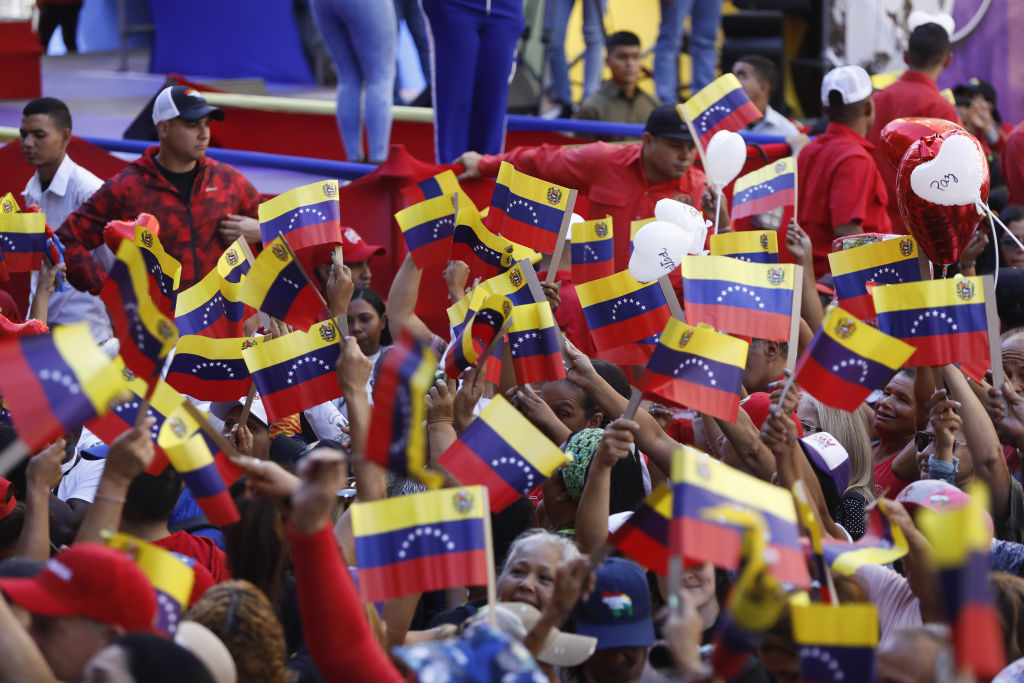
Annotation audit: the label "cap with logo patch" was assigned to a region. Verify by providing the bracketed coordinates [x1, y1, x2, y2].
[152, 86, 225, 125]
[572, 557, 654, 650]
[341, 227, 386, 263]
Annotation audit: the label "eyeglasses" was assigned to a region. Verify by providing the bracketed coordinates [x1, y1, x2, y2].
[799, 420, 821, 435]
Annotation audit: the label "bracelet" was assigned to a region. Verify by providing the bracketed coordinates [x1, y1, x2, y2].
[94, 493, 126, 505]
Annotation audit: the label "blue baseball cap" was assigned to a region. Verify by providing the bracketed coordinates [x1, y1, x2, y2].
[572, 557, 654, 651]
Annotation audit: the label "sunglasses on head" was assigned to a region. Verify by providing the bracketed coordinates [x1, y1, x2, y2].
[799, 420, 821, 435]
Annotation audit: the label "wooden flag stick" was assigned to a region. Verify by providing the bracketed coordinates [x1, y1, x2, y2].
[544, 189, 579, 285]
[0, 438, 31, 478]
[622, 386, 644, 420]
[236, 238, 256, 265]
[776, 370, 797, 409]
[658, 275, 686, 321]
[786, 264, 804, 373]
[181, 401, 241, 459]
[791, 156, 799, 221]
[676, 104, 709, 180]
[481, 487, 498, 627]
[236, 382, 258, 432]
[983, 274, 1004, 391]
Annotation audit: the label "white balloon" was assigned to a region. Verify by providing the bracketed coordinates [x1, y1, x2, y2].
[909, 133, 986, 206]
[654, 198, 710, 254]
[629, 220, 689, 282]
[704, 130, 747, 188]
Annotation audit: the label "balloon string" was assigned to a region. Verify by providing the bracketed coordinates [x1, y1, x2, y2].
[979, 200, 1024, 251]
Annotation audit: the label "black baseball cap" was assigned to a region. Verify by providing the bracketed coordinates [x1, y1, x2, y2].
[152, 85, 225, 125]
[643, 104, 693, 141]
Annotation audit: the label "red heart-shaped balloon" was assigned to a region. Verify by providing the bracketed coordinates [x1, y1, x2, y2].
[880, 117, 964, 170]
[896, 130, 989, 266]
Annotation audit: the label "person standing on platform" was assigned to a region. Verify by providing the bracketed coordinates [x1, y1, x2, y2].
[574, 31, 660, 141]
[311, 0, 397, 163]
[36, 0, 83, 52]
[420, 0, 524, 163]
[544, 0, 607, 118]
[653, 0, 724, 104]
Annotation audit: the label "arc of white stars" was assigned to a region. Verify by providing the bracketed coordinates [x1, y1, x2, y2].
[610, 296, 648, 321]
[696, 105, 731, 135]
[432, 216, 455, 240]
[193, 360, 236, 378]
[124, 302, 150, 347]
[830, 357, 871, 384]
[39, 367, 82, 395]
[738, 182, 772, 203]
[715, 285, 765, 309]
[397, 525, 456, 560]
[288, 207, 328, 230]
[0, 235, 15, 251]
[580, 244, 601, 263]
[285, 356, 332, 384]
[491, 455, 536, 488]
[673, 357, 717, 386]
[909, 310, 959, 335]
[511, 330, 540, 352]
[507, 198, 540, 225]
[869, 266, 904, 283]
[798, 646, 846, 681]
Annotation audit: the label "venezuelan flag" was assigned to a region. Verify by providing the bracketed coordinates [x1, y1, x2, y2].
[829, 236, 921, 320]
[400, 169, 462, 205]
[638, 319, 748, 422]
[488, 162, 574, 252]
[367, 331, 441, 488]
[132, 221, 181, 317]
[241, 318, 342, 421]
[0, 211, 46, 272]
[730, 157, 796, 221]
[609, 484, 671, 575]
[872, 276, 989, 380]
[395, 193, 457, 269]
[259, 179, 342, 275]
[571, 216, 615, 284]
[238, 235, 325, 331]
[351, 486, 491, 602]
[174, 239, 253, 338]
[452, 206, 541, 279]
[795, 307, 915, 412]
[681, 255, 795, 342]
[165, 335, 263, 401]
[709, 230, 779, 264]
[0, 323, 121, 451]
[678, 74, 761, 148]
[439, 396, 570, 512]
[671, 446, 810, 587]
[101, 241, 179, 381]
[577, 270, 671, 357]
[822, 501, 909, 575]
[792, 603, 879, 683]
[508, 301, 566, 385]
[107, 532, 195, 636]
[157, 403, 240, 526]
[0, 192, 20, 213]
[916, 483, 1006, 678]
[443, 294, 510, 379]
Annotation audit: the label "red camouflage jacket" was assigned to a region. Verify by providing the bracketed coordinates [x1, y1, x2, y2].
[57, 146, 261, 293]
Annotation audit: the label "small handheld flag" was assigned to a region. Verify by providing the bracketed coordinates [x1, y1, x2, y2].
[238, 235, 326, 331]
[678, 74, 761, 149]
[174, 239, 253, 338]
[443, 294, 511, 379]
[0, 323, 121, 451]
[452, 206, 540, 279]
[395, 194, 457, 269]
[709, 230, 779, 264]
[100, 241, 179, 382]
[795, 306, 915, 412]
[259, 179, 342, 276]
[576, 269, 672, 360]
[367, 331, 442, 488]
[165, 335, 263, 401]
[488, 161, 575, 253]
[0, 211, 47, 272]
[681, 255, 796, 342]
[131, 220, 182, 317]
[730, 157, 796, 221]
[0, 193, 20, 213]
[241, 318, 342, 421]
[822, 500, 909, 575]
[608, 484, 672, 575]
[828, 236, 921, 320]
[791, 603, 880, 683]
[508, 301, 566, 385]
[872, 275, 989, 380]
[571, 216, 615, 284]
[401, 169, 462, 205]
[107, 532, 195, 636]
[351, 486, 491, 602]
[439, 395, 570, 512]
[638, 318, 748, 422]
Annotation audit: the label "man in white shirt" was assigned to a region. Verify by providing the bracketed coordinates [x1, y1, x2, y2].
[20, 97, 113, 344]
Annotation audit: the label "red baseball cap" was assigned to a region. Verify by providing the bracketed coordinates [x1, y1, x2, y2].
[0, 543, 156, 632]
[341, 227, 386, 263]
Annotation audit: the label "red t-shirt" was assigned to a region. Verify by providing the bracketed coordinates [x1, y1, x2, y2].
[155, 530, 232, 596]
[1004, 122, 1024, 206]
[866, 71, 961, 233]
[797, 123, 893, 278]
[873, 455, 913, 498]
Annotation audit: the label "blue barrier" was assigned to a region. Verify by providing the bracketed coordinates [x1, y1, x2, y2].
[504, 115, 791, 147]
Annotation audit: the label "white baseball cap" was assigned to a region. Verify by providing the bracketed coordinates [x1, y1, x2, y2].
[821, 65, 874, 106]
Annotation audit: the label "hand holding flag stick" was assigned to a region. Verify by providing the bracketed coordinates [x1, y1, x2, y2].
[543, 191, 579, 286]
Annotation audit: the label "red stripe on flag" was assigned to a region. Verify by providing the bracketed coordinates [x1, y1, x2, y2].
[164, 372, 253, 402]
[835, 293, 874, 321]
[795, 354, 873, 412]
[285, 222, 342, 253]
[639, 375, 740, 422]
[102, 280, 160, 380]
[731, 189, 794, 220]
[954, 603, 1006, 678]
[439, 442, 523, 512]
[196, 489, 240, 526]
[700, 105, 762, 147]
[512, 352, 566, 385]
[597, 343, 656, 366]
[589, 307, 670, 351]
[358, 550, 491, 602]
[490, 210, 560, 253]
[613, 527, 668, 575]
[573, 261, 615, 285]
[903, 330, 988, 369]
[410, 239, 454, 270]
[684, 302, 790, 341]
[259, 374, 343, 422]
[1, 343, 64, 450]
[675, 517, 743, 570]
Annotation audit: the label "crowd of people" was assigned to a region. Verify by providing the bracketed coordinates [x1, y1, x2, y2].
[4, 6, 1024, 683]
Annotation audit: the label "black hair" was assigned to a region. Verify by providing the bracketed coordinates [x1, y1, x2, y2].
[826, 95, 872, 125]
[490, 496, 537, 572]
[22, 97, 72, 132]
[606, 31, 641, 52]
[736, 54, 779, 91]
[350, 285, 392, 347]
[577, 360, 632, 427]
[115, 632, 216, 683]
[122, 467, 184, 523]
[568, 427, 647, 515]
[907, 22, 951, 69]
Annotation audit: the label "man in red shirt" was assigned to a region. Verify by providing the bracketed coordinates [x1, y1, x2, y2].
[1004, 122, 1024, 205]
[456, 104, 724, 276]
[798, 65, 893, 278]
[866, 22, 960, 232]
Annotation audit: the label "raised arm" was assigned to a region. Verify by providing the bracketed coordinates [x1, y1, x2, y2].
[12, 440, 65, 561]
[386, 252, 434, 341]
[55, 182, 120, 294]
[575, 418, 639, 553]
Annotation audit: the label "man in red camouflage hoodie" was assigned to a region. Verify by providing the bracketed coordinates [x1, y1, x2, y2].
[57, 86, 262, 293]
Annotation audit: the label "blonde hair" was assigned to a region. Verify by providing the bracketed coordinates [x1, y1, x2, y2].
[801, 395, 876, 504]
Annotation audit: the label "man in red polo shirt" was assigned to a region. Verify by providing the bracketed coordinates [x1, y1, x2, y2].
[455, 104, 724, 276]
[867, 22, 960, 232]
[798, 65, 893, 279]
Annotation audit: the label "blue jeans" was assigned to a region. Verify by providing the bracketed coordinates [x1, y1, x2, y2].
[311, 0, 397, 162]
[393, 0, 431, 101]
[653, 0, 723, 103]
[543, 0, 606, 105]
